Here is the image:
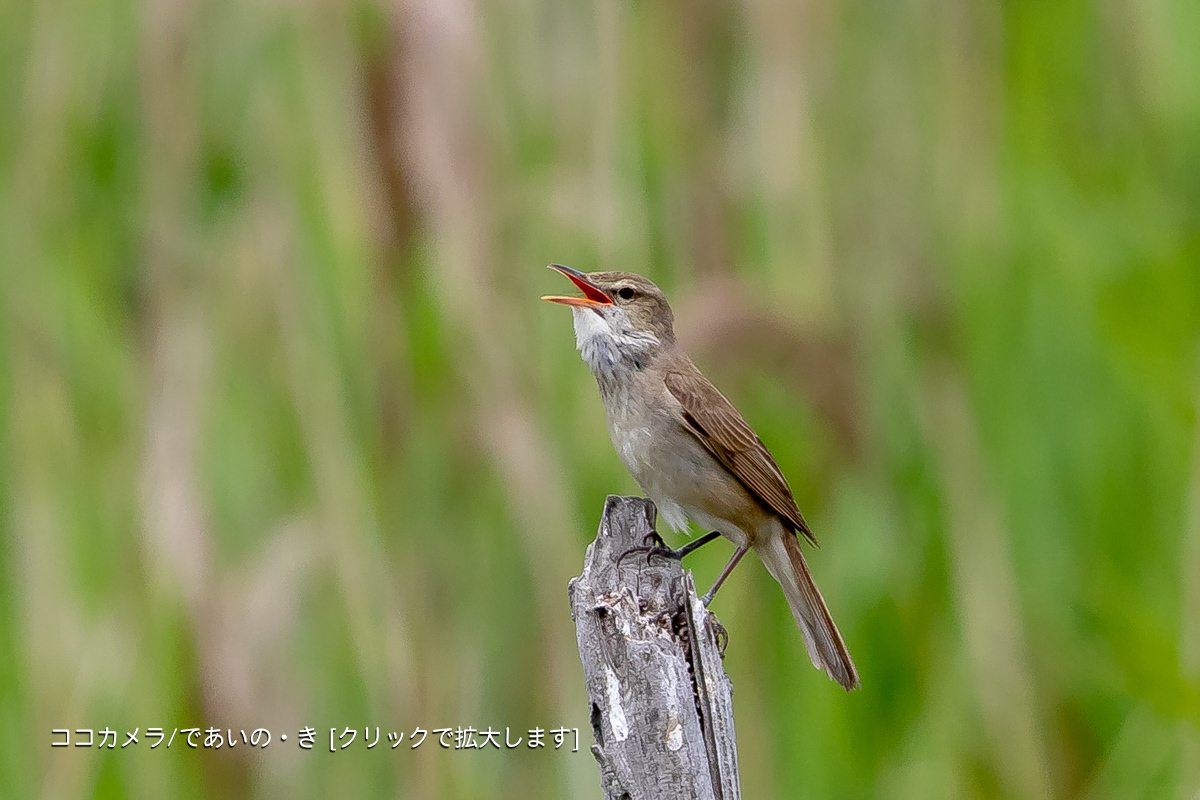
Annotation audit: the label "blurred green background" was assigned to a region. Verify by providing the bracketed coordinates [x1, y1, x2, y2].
[2, 0, 1199, 797]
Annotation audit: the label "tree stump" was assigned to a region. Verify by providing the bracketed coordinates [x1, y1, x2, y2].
[568, 496, 741, 800]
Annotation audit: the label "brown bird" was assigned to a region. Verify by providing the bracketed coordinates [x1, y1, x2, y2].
[543, 264, 859, 690]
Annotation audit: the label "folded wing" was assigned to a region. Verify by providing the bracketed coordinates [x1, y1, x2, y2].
[664, 369, 816, 546]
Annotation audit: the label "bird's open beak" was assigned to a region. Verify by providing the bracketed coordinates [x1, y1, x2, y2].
[541, 264, 612, 307]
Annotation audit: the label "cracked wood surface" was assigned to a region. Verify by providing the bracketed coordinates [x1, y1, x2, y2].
[568, 496, 741, 800]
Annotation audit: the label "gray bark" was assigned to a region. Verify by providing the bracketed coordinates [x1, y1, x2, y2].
[568, 496, 741, 800]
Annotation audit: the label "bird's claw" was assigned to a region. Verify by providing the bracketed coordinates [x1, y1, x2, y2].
[710, 617, 729, 657]
[615, 529, 673, 566]
[641, 530, 666, 549]
[616, 543, 681, 567]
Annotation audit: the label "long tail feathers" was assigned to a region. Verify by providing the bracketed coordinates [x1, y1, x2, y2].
[758, 532, 860, 691]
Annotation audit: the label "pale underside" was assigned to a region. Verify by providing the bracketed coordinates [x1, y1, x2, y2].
[572, 305, 774, 550]
[567, 299, 859, 689]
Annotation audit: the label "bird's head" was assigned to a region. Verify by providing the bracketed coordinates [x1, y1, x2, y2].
[541, 265, 675, 377]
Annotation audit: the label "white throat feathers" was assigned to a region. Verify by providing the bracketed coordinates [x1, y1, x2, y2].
[571, 306, 660, 393]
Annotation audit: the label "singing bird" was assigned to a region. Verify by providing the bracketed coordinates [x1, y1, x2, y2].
[543, 265, 859, 690]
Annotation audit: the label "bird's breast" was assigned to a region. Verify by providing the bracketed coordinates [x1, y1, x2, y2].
[605, 395, 765, 541]
[605, 398, 656, 479]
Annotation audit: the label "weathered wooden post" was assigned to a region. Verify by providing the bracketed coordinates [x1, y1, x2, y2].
[568, 495, 741, 800]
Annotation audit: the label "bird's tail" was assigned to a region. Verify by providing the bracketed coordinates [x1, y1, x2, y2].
[757, 529, 860, 690]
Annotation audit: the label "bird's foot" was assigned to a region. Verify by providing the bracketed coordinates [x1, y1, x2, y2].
[709, 616, 729, 657]
[641, 530, 667, 549]
[616, 542, 680, 567]
[616, 530, 723, 568]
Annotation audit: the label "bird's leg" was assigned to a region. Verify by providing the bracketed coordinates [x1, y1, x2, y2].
[670, 531, 724, 560]
[617, 531, 722, 566]
[700, 545, 749, 606]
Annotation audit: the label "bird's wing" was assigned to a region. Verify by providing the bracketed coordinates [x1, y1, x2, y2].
[664, 369, 816, 545]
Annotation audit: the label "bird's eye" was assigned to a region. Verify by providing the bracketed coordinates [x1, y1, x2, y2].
[616, 287, 635, 300]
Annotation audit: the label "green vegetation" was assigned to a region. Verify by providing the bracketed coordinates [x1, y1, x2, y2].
[2, 0, 1198, 797]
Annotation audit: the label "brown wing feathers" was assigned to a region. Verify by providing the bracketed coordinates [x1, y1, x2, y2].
[664, 370, 817, 546]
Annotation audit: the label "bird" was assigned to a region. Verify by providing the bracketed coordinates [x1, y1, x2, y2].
[543, 264, 859, 690]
